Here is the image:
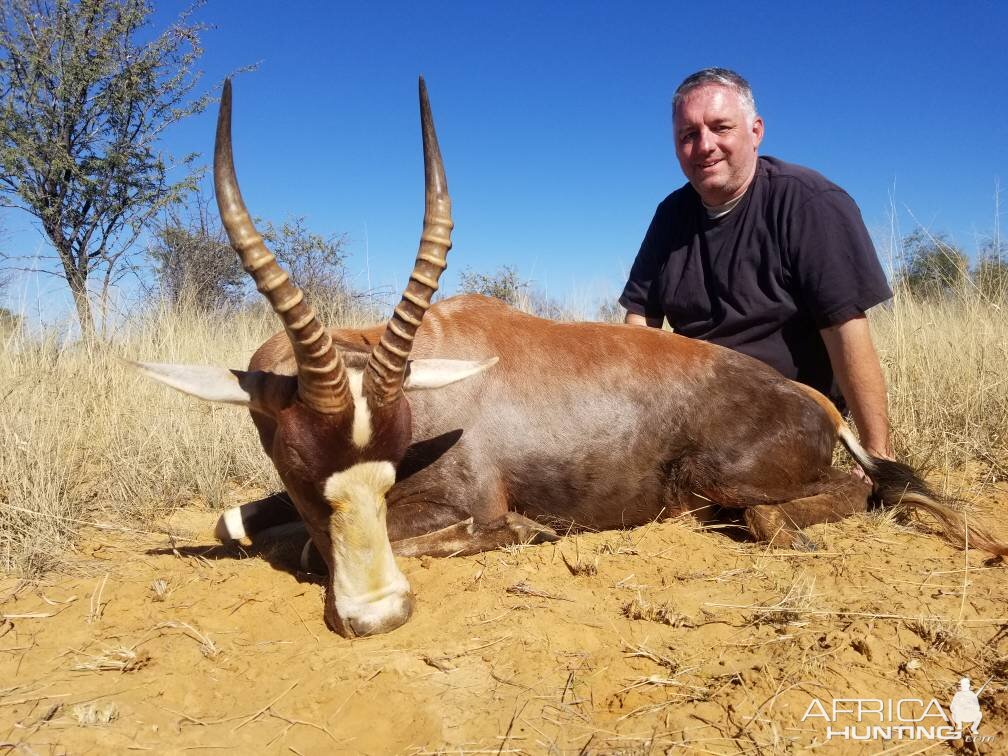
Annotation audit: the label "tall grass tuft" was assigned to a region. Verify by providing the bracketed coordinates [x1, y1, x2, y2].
[871, 288, 1008, 478]
[1, 302, 266, 573]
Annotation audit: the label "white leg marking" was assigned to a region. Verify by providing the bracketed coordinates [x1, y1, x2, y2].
[217, 506, 246, 541]
[348, 370, 373, 449]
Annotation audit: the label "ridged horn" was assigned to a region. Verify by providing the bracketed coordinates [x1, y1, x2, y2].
[214, 79, 352, 415]
[363, 77, 453, 406]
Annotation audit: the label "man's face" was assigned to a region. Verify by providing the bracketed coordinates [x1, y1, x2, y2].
[674, 84, 764, 206]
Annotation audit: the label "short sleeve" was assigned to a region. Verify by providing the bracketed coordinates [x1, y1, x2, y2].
[619, 203, 671, 319]
[788, 190, 893, 328]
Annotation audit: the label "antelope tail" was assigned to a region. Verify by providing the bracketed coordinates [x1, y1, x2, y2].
[838, 425, 1008, 557]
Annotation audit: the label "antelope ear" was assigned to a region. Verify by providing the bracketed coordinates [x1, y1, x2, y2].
[131, 361, 254, 405]
[403, 357, 498, 390]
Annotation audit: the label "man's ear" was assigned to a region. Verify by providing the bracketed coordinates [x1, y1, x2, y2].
[751, 115, 765, 148]
[404, 357, 498, 390]
[130, 361, 296, 414]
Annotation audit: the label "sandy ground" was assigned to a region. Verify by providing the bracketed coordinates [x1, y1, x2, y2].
[2, 483, 1007, 755]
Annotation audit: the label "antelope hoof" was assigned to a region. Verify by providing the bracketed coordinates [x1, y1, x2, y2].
[504, 512, 560, 544]
[300, 539, 325, 573]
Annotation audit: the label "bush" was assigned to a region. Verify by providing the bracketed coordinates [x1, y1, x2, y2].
[148, 201, 377, 323]
[974, 252, 1008, 301]
[257, 217, 375, 325]
[0, 307, 23, 338]
[458, 265, 529, 307]
[457, 265, 585, 320]
[148, 201, 244, 311]
[893, 230, 968, 299]
[596, 301, 624, 323]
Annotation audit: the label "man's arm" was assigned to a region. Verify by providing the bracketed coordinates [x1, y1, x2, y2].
[820, 314, 893, 459]
[620, 199, 674, 328]
[624, 312, 664, 327]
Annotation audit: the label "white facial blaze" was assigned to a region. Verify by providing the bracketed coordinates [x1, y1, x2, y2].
[322, 462, 409, 626]
[347, 369, 373, 449]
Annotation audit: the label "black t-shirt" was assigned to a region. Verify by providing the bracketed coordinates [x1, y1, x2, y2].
[619, 156, 892, 405]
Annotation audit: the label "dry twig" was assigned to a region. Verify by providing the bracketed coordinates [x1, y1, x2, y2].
[506, 580, 571, 602]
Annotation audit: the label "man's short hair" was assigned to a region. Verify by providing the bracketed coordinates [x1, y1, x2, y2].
[673, 68, 757, 122]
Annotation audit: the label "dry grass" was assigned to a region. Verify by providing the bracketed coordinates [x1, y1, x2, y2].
[560, 540, 599, 576]
[749, 573, 819, 627]
[155, 619, 221, 659]
[906, 616, 969, 655]
[71, 701, 120, 726]
[149, 577, 171, 602]
[71, 647, 151, 673]
[871, 291, 1008, 480]
[0, 285, 1006, 579]
[622, 594, 690, 626]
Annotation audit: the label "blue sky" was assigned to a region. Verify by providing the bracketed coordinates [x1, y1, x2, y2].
[3, 0, 1006, 320]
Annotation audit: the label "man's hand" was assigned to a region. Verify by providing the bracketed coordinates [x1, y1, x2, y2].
[624, 311, 664, 328]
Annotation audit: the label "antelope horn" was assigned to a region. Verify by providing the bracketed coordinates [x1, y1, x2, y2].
[363, 77, 453, 406]
[214, 79, 352, 415]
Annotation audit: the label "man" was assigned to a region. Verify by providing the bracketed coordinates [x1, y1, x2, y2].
[620, 68, 893, 461]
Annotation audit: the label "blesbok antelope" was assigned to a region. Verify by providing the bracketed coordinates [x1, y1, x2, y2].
[137, 79, 1008, 638]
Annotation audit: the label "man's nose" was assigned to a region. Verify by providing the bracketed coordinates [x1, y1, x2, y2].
[696, 128, 715, 154]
